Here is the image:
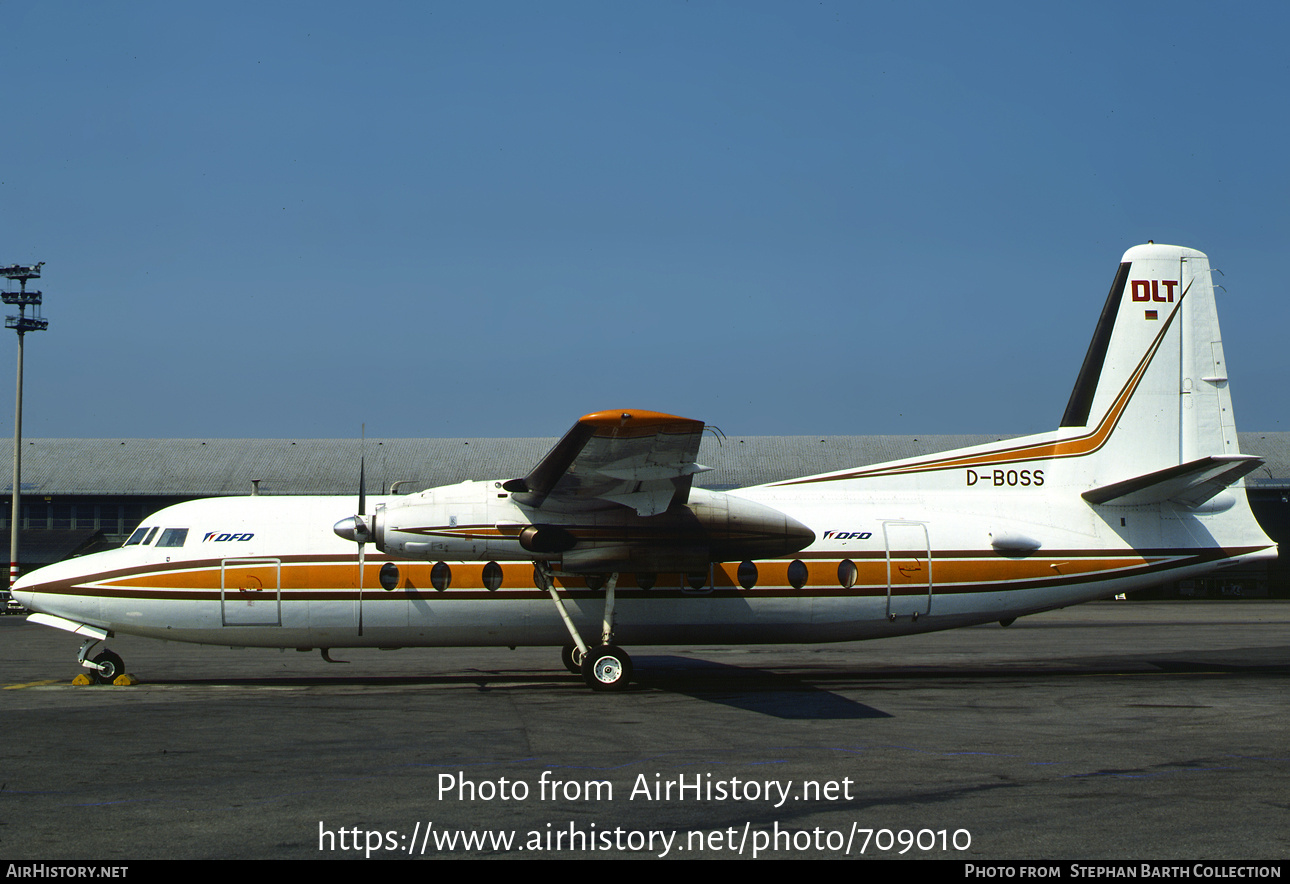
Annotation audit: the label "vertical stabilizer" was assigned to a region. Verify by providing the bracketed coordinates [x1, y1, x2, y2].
[1058, 244, 1240, 485]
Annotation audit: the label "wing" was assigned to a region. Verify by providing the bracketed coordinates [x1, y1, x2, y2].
[502, 410, 710, 516]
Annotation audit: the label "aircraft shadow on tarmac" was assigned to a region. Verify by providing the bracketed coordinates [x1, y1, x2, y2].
[630, 655, 893, 719]
[71, 645, 1287, 721]
[98, 654, 891, 719]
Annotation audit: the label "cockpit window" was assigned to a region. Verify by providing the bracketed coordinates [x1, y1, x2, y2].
[124, 527, 151, 547]
[143, 527, 159, 545]
[156, 528, 189, 548]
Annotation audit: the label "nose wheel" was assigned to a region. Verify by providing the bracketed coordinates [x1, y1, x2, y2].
[76, 636, 125, 684]
[91, 650, 125, 684]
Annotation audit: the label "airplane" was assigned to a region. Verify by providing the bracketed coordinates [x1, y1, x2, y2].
[12, 243, 1277, 690]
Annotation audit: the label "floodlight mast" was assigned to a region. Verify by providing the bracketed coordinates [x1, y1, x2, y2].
[2, 263, 48, 588]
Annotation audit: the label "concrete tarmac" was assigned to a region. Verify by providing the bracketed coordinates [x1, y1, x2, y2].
[1, 602, 1287, 861]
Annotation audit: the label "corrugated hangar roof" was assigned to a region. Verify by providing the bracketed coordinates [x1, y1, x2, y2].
[4, 433, 1289, 497]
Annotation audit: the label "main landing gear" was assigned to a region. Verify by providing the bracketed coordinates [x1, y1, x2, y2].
[560, 643, 584, 674]
[540, 564, 633, 691]
[559, 642, 633, 687]
[581, 644, 632, 690]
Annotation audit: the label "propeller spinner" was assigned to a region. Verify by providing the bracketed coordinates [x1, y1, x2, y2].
[332, 513, 375, 544]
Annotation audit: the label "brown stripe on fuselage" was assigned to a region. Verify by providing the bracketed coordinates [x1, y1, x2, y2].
[28, 544, 1263, 603]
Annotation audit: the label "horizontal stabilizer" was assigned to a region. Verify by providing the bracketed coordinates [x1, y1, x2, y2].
[1082, 455, 1263, 507]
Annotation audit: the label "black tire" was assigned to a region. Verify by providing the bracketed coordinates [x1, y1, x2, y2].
[92, 650, 124, 684]
[580, 645, 632, 691]
[560, 644, 584, 674]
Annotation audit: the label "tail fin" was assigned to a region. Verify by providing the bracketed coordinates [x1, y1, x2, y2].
[1058, 243, 1252, 492]
[761, 243, 1266, 514]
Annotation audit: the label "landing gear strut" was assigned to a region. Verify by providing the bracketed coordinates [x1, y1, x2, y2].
[539, 564, 633, 691]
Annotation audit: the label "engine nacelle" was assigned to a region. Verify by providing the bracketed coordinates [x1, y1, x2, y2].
[338, 481, 814, 573]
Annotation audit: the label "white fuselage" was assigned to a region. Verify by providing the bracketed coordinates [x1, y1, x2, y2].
[12, 469, 1273, 651]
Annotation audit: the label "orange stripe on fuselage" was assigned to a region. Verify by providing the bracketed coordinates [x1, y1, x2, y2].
[85, 551, 1177, 597]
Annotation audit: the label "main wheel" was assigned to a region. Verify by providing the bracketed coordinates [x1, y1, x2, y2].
[92, 650, 124, 684]
[560, 644, 584, 674]
[581, 644, 632, 691]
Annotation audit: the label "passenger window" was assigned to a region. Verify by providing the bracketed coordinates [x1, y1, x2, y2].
[838, 559, 857, 589]
[156, 528, 189, 548]
[124, 527, 151, 547]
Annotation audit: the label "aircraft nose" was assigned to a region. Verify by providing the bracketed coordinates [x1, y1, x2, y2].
[10, 570, 42, 610]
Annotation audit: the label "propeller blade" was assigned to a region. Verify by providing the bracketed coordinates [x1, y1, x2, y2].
[357, 431, 366, 633]
[358, 418, 366, 517]
[359, 456, 366, 518]
[357, 443, 366, 593]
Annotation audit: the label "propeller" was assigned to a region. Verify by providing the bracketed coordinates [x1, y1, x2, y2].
[322, 434, 370, 652]
[357, 452, 366, 594]
[332, 430, 373, 594]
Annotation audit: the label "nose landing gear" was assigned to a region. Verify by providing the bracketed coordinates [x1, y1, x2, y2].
[90, 650, 125, 684]
[77, 637, 125, 684]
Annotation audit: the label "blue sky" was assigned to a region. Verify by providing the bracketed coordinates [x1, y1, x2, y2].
[3, 1, 1287, 440]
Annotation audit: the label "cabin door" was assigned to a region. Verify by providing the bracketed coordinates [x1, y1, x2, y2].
[884, 521, 932, 621]
[221, 558, 282, 626]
